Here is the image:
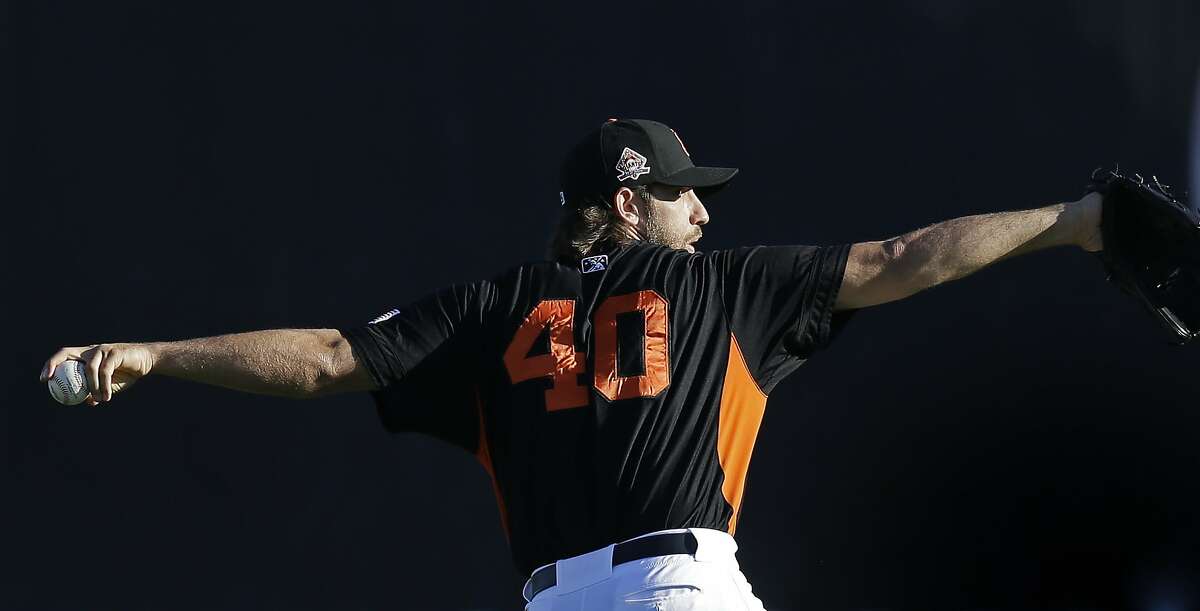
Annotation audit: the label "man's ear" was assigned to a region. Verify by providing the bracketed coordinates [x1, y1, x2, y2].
[612, 187, 641, 226]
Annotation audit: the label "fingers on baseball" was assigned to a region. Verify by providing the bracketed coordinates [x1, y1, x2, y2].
[40, 346, 88, 382]
[84, 346, 109, 403]
[98, 357, 117, 402]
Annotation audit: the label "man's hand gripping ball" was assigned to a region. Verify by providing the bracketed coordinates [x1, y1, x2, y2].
[40, 344, 155, 406]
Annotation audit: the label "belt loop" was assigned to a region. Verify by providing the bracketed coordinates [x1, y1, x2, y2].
[688, 528, 738, 563]
[555, 543, 615, 593]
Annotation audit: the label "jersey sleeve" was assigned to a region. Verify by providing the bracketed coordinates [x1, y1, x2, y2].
[712, 244, 854, 392]
[340, 281, 495, 388]
[361, 347, 482, 452]
[338, 281, 496, 449]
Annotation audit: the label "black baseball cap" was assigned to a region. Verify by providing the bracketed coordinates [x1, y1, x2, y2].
[559, 118, 738, 207]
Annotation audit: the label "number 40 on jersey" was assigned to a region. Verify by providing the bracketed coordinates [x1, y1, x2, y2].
[503, 290, 670, 412]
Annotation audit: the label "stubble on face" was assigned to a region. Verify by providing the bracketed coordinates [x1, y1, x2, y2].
[641, 195, 702, 252]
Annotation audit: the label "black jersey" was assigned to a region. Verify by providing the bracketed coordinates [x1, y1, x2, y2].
[341, 242, 853, 575]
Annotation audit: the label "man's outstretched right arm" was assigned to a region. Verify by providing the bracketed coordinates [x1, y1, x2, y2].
[39, 329, 376, 406]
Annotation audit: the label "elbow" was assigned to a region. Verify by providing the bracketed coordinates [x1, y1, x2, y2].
[886, 236, 952, 295]
[841, 239, 918, 309]
[881, 236, 922, 288]
[882, 237, 928, 297]
[882, 236, 906, 263]
[312, 337, 350, 396]
[301, 332, 358, 399]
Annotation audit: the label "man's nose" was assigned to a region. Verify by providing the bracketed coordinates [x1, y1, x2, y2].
[691, 198, 710, 226]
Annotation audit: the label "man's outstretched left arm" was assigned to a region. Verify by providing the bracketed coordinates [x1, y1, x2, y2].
[835, 192, 1103, 310]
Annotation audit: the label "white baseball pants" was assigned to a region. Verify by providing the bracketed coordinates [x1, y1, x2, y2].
[522, 528, 767, 610]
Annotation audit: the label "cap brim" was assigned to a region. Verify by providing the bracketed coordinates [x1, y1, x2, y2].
[658, 166, 738, 188]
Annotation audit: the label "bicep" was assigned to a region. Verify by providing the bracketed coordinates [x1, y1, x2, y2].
[835, 239, 915, 310]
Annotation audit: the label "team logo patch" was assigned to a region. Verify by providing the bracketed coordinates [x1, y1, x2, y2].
[615, 147, 651, 181]
[581, 254, 608, 273]
[368, 308, 400, 324]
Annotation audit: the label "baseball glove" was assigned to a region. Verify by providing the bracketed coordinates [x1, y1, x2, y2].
[1088, 166, 1200, 345]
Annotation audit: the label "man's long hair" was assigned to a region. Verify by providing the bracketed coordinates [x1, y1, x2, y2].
[548, 185, 651, 265]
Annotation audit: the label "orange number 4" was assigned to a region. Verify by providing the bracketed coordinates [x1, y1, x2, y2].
[502, 300, 588, 411]
[503, 291, 670, 412]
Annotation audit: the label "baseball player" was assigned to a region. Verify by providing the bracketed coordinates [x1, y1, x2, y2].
[39, 118, 1104, 609]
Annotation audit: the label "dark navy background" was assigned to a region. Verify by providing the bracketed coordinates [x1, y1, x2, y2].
[5, 1, 1200, 609]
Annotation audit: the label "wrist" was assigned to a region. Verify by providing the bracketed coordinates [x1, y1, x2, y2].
[142, 341, 169, 375]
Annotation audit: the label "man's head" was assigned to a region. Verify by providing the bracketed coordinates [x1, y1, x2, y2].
[549, 119, 737, 264]
[612, 183, 709, 253]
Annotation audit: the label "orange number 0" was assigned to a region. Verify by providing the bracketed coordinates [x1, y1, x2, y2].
[503, 290, 670, 411]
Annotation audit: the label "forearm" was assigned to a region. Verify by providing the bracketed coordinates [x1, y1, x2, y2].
[891, 201, 1086, 291]
[147, 329, 352, 399]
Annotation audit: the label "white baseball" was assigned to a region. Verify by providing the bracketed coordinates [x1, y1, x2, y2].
[48, 360, 89, 405]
